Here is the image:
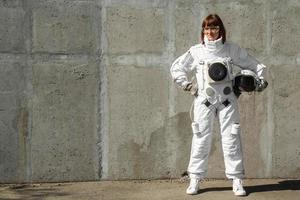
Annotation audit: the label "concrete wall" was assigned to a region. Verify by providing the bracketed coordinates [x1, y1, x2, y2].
[0, 0, 299, 183]
[0, 0, 102, 183]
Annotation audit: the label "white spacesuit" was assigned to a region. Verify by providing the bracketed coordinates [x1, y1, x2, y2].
[170, 37, 267, 182]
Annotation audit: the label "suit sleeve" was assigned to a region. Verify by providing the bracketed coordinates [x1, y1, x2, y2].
[230, 43, 267, 79]
[170, 50, 195, 88]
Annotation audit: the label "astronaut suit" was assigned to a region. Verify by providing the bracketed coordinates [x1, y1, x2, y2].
[170, 37, 267, 180]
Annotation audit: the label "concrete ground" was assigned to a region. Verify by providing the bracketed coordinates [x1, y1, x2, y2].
[0, 179, 299, 200]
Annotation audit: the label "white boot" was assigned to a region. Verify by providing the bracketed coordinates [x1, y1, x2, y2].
[232, 179, 246, 196]
[186, 178, 200, 195]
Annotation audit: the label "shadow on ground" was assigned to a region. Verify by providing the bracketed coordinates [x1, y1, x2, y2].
[246, 180, 300, 193]
[0, 184, 71, 200]
[199, 180, 300, 196]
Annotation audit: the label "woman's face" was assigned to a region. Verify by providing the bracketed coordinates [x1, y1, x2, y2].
[203, 26, 220, 41]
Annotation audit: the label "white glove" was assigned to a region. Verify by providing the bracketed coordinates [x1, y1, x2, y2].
[256, 78, 268, 92]
[182, 81, 198, 97]
[183, 82, 193, 91]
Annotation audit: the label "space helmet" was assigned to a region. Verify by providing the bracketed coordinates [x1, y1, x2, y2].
[233, 70, 259, 92]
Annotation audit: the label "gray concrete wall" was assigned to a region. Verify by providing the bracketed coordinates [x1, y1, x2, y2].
[0, 0, 102, 183]
[0, 0, 299, 183]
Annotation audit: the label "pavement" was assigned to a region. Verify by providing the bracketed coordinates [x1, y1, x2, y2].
[0, 179, 299, 200]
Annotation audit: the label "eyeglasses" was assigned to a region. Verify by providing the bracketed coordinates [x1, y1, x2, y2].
[203, 26, 220, 33]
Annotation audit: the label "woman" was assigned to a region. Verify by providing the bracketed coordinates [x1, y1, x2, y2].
[170, 14, 267, 196]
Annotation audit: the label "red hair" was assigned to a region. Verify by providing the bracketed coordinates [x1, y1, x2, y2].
[201, 14, 226, 44]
